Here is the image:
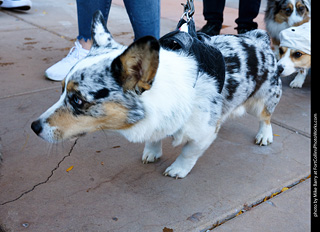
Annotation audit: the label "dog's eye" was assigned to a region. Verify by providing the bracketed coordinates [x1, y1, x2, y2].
[298, 6, 305, 12]
[71, 95, 83, 107]
[293, 52, 302, 58]
[284, 7, 292, 15]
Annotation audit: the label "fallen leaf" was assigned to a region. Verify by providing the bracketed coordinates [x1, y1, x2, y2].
[163, 227, 173, 232]
[236, 210, 243, 216]
[273, 134, 280, 137]
[66, 165, 74, 172]
[281, 187, 289, 192]
[270, 192, 279, 198]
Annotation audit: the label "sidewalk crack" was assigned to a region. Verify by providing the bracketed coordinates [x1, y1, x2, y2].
[0, 139, 78, 206]
[271, 119, 310, 139]
[204, 174, 311, 231]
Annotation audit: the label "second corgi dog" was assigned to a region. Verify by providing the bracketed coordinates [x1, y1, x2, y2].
[278, 22, 311, 88]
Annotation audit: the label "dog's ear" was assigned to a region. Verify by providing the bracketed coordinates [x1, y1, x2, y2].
[303, 0, 311, 13]
[111, 36, 160, 93]
[91, 11, 113, 47]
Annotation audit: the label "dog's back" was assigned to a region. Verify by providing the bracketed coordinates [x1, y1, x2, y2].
[200, 30, 281, 122]
[162, 29, 282, 178]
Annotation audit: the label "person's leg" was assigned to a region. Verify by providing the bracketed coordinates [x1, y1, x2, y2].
[76, 0, 112, 43]
[123, 0, 160, 40]
[45, 0, 112, 81]
[199, 0, 226, 36]
[235, 0, 261, 33]
[203, 0, 225, 25]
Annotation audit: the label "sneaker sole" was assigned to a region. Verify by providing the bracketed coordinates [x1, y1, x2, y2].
[1, 5, 31, 10]
[44, 72, 65, 82]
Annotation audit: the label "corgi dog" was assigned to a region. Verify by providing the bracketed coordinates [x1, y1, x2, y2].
[265, 0, 310, 56]
[278, 22, 311, 88]
[31, 11, 282, 179]
[278, 47, 310, 88]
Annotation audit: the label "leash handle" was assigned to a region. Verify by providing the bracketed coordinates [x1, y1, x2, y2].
[180, 0, 194, 23]
[178, 0, 196, 36]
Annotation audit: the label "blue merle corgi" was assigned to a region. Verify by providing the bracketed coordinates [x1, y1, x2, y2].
[31, 11, 282, 178]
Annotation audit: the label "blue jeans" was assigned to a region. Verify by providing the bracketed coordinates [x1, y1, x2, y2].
[76, 0, 160, 41]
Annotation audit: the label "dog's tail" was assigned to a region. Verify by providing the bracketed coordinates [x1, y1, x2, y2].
[241, 29, 271, 48]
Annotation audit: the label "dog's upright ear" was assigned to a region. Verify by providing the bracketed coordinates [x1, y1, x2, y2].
[91, 10, 114, 47]
[111, 36, 160, 93]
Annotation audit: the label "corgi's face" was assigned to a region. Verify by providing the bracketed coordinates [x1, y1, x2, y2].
[278, 46, 311, 76]
[274, 0, 310, 26]
[31, 11, 160, 143]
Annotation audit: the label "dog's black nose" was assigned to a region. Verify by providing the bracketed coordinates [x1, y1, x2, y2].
[277, 65, 284, 75]
[31, 119, 43, 135]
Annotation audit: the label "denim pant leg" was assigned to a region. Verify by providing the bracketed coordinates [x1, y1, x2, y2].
[235, 0, 261, 29]
[76, 0, 112, 41]
[123, 0, 160, 40]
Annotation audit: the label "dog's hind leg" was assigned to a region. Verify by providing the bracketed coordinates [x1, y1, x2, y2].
[164, 131, 217, 179]
[244, 98, 274, 146]
[245, 94, 281, 146]
[255, 107, 273, 146]
[142, 140, 162, 164]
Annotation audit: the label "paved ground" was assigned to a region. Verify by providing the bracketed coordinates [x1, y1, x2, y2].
[0, 0, 311, 231]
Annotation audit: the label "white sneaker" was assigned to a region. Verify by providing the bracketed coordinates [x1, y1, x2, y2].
[45, 40, 89, 81]
[1, 0, 32, 10]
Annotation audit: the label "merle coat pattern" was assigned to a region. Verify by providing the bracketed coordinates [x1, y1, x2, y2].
[31, 11, 282, 178]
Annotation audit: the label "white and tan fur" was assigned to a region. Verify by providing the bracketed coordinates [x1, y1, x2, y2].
[31, 11, 282, 179]
[278, 46, 311, 88]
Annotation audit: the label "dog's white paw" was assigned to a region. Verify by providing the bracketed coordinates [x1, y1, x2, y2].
[289, 72, 306, 88]
[142, 151, 161, 164]
[255, 123, 273, 146]
[142, 141, 162, 164]
[163, 157, 194, 179]
[289, 79, 303, 88]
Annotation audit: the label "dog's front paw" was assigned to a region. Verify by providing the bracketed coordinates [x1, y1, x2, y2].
[163, 157, 194, 179]
[142, 141, 162, 164]
[289, 72, 306, 88]
[289, 79, 303, 88]
[142, 151, 161, 164]
[255, 123, 273, 146]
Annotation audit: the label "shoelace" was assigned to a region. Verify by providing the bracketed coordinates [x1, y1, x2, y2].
[62, 41, 85, 63]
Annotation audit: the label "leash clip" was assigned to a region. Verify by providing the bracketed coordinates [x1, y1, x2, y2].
[180, 0, 195, 23]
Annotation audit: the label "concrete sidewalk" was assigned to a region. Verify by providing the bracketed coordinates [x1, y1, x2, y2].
[0, 0, 311, 231]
